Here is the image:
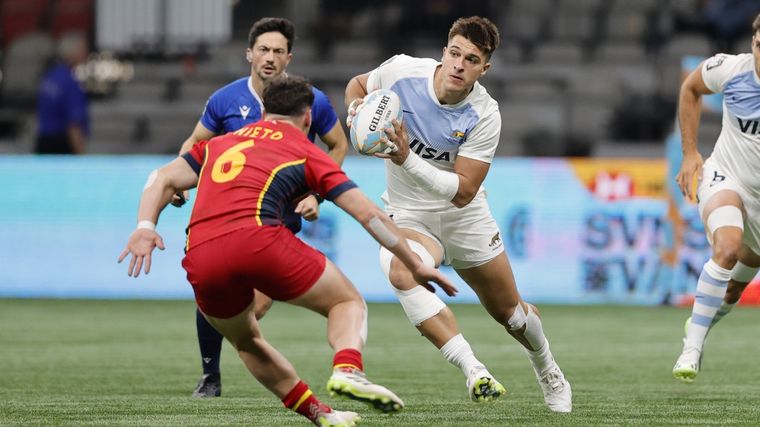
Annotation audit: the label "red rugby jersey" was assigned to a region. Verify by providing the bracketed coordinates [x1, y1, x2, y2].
[182, 120, 356, 249]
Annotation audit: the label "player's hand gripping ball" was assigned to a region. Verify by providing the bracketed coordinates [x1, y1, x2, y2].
[349, 89, 403, 155]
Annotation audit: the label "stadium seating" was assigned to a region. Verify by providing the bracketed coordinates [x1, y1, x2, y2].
[1, 0, 749, 157]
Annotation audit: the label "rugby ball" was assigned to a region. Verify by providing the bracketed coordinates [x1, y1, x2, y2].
[350, 89, 403, 155]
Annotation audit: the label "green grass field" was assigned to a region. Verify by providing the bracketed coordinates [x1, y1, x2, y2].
[2, 299, 760, 426]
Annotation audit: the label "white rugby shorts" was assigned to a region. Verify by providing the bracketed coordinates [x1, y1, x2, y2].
[697, 158, 760, 255]
[385, 194, 505, 269]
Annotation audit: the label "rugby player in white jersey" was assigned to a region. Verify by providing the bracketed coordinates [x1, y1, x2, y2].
[344, 16, 571, 412]
[673, 13, 760, 383]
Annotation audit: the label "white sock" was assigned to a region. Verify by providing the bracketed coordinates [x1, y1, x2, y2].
[523, 306, 553, 374]
[440, 333, 483, 377]
[685, 259, 731, 350]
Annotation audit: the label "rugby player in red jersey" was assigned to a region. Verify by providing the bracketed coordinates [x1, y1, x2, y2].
[119, 75, 457, 426]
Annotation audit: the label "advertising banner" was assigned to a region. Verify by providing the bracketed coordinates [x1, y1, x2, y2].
[0, 155, 715, 304]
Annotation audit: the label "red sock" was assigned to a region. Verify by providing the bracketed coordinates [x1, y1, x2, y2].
[282, 380, 331, 423]
[333, 348, 363, 372]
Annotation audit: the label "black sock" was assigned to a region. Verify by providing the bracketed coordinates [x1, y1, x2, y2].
[196, 308, 223, 375]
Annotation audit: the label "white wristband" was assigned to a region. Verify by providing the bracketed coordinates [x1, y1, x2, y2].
[137, 220, 156, 231]
[400, 154, 459, 202]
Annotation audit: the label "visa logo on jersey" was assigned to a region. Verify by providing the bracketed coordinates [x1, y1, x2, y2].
[738, 118, 760, 135]
[409, 139, 453, 162]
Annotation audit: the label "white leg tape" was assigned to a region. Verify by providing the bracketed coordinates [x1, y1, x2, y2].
[379, 239, 442, 326]
[706, 205, 744, 234]
[379, 239, 436, 281]
[360, 299, 368, 345]
[732, 261, 759, 283]
[506, 303, 526, 330]
[524, 305, 548, 351]
[508, 304, 547, 351]
[393, 285, 446, 326]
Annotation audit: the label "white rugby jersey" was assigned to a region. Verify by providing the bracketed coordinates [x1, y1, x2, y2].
[702, 53, 760, 198]
[366, 54, 501, 211]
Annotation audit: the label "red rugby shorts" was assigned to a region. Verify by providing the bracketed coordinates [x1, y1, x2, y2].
[182, 225, 326, 318]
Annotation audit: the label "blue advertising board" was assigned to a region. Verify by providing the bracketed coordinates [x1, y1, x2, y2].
[0, 155, 710, 304]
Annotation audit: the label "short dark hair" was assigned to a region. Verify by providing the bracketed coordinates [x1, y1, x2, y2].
[248, 17, 295, 52]
[448, 16, 500, 59]
[263, 75, 314, 117]
[753, 13, 760, 33]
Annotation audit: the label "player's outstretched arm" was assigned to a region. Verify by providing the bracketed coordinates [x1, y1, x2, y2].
[332, 188, 458, 296]
[118, 158, 199, 277]
[676, 65, 712, 201]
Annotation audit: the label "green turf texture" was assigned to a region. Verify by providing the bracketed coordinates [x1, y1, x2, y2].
[2, 299, 760, 426]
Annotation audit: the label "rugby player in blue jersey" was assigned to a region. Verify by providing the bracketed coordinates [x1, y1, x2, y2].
[174, 17, 349, 398]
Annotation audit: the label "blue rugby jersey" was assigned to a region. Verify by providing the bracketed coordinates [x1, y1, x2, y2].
[196, 76, 340, 232]
[199, 76, 338, 142]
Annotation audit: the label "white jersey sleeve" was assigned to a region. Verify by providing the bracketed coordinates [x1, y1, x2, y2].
[701, 54, 747, 93]
[458, 103, 500, 163]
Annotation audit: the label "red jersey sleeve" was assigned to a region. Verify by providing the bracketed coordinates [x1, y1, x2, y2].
[303, 145, 357, 201]
[181, 139, 211, 174]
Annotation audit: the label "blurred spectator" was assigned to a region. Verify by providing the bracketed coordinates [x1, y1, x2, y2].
[675, 0, 760, 51]
[35, 31, 89, 154]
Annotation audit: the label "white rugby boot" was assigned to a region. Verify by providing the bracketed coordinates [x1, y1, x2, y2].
[673, 346, 702, 383]
[535, 362, 572, 413]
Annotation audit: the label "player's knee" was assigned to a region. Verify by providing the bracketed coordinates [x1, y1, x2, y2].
[393, 285, 446, 326]
[380, 240, 444, 326]
[707, 206, 744, 266]
[505, 303, 527, 331]
[712, 238, 742, 268]
[380, 240, 436, 290]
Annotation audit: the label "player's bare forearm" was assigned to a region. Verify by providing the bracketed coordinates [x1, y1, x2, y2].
[345, 73, 370, 108]
[678, 88, 703, 156]
[678, 66, 712, 156]
[321, 122, 349, 165]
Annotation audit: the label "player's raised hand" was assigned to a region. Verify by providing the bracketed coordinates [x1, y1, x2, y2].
[345, 98, 365, 129]
[375, 120, 408, 165]
[118, 229, 165, 278]
[411, 264, 458, 297]
[676, 152, 704, 201]
[295, 194, 320, 221]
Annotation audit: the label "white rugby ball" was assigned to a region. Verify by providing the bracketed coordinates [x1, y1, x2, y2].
[350, 89, 403, 155]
